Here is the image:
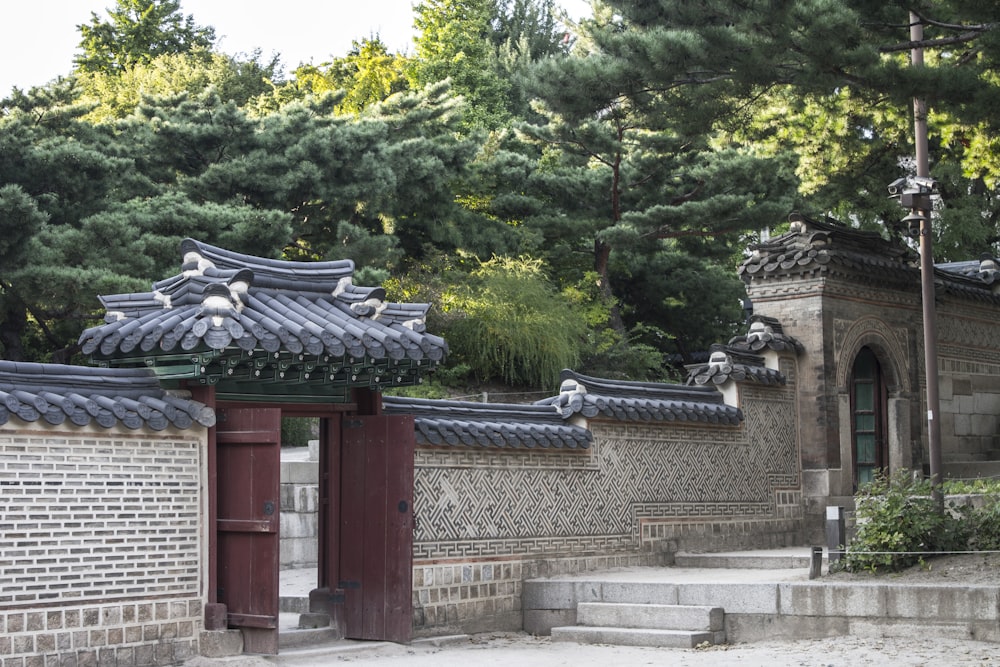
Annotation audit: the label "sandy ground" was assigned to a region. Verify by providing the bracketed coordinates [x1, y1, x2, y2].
[187, 553, 1000, 667]
[185, 632, 1000, 667]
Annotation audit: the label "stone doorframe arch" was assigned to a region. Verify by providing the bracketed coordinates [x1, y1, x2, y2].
[835, 317, 914, 494]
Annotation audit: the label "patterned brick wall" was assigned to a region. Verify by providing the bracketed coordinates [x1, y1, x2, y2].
[0, 428, 205, 666]
[411, 374, 803, 633]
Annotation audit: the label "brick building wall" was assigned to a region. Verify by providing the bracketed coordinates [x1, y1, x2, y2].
[935, 299, 1000, 467]
[0, 424, 207, 666]
[409, 366, 803, 634]
[742, 216, 1000, 542]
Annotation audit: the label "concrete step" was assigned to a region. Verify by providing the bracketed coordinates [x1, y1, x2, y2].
[551, 625, 723, 648]
[674, 548, 821, 570]
[577, 602, 723, 631]
[278, 612, 339, 649]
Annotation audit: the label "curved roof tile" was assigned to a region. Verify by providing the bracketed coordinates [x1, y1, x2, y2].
[739, 213, 918, 287]
[686, 346, 786, 387]
[727, 316, 803, 355]
[742, 213, 1000, 305]
[382, 395, 592, 449]
[79, 239, 448, 385]
[0, 361, 214, 431]
[536, 369, 743, 425]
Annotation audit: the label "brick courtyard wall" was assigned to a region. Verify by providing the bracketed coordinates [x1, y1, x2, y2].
[0, 422, 207, 666]
[410, 362, 803, 634]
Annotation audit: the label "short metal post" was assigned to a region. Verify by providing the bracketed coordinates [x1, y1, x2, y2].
[826, 506, 845, 563]
[809, 546, 823, 579]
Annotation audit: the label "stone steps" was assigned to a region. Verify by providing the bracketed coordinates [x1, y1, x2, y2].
[673, 549, 819, 570]
[551, 602, 726, 648]
[544, 548, 824, 648]
[278, 612, 340, 650]
[552, 625, 721, 648]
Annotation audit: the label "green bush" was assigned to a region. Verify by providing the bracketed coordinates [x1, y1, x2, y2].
[281, 417, 317, 447]
[389, 254, 588, 390]
[841, 470, 972, 573]
[970, 497, 1000, 551]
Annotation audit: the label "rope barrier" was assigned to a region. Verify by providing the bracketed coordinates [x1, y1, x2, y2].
[842, 549, 1000, 556]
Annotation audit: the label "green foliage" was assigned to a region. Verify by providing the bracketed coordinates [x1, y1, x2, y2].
[281, 38, 411, 115]
[319, 221, 403, 286]
[382, 376, 459, 399]
[842, 470, 972, 573]
[75, 0, 215, 75]
[966, 497, 1000, 552]
[76, 50, 281, 121]
[605, 0, 1000, 257]
[281, 417, 317, 447]
[409, 0, 568, 130]
[444, 255, 588, 388]
[941, 478, 1000, 495]
[411, 0, 513, 130]
[390, 254, 587, 389]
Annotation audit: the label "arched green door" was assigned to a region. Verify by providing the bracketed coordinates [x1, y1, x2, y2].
[851, 347, 887, 489]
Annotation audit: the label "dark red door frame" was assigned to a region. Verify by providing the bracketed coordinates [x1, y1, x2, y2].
[190, 385, 415, 651]
[214, 405, 283, 654]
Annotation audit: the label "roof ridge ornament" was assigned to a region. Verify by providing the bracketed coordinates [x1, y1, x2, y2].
[332, 276, 353, 298]
[181, 248, 215, 276]
[153, 290, 172, 309]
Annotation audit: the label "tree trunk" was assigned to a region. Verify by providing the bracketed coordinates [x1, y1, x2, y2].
[594, 238, 625, 335]
[0, 297, 27, 361]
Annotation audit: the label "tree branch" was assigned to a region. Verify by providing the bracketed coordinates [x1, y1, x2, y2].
[880, 31, 987, 53]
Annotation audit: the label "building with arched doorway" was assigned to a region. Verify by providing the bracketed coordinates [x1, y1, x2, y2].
[741, 213, 1000, 541]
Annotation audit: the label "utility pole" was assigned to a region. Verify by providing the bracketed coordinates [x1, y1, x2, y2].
[910, 11, 944, 508]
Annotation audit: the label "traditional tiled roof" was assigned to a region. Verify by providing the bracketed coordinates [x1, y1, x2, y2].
[739, 212, 919, 287]
[536, 370, 743, 425]
[79, 239, 446, 398]
[936, 255, 1000, 304]
[686, 345, 786, 387]
[0, 361, 214, 430]
[742, 213, 1000, 305]
[382, 395, 592, 449]
[728, 316, 803, 355]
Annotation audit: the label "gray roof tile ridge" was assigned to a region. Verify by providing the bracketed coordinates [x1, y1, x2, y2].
[556, 368, 727, 403]
[383, 395, 568, 424]
[0, 361, 214, 430]
[181, 238, 355, 284]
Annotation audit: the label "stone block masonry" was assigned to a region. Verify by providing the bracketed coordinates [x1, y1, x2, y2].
[0, 428, 206, 666]
[410, 376, 804, 633]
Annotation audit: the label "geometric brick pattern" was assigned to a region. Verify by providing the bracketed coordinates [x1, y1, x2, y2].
[413, 380, 801, 561]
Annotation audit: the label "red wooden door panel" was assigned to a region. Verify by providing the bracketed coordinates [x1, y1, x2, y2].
[340, 415, 414, 642]
[216, 406, 282, 655]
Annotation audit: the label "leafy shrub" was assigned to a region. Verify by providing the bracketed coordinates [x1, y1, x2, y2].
[842, 470, 972, 573]
[969, 496, 1000, 551]
[389, 254, 588, 390]
[281, 417, 317, 447]
[942, 477, 1000, 494]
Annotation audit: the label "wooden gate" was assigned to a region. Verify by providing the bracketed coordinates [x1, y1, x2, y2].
[215, 406, 282, 654]
[339, 414, 415, 642]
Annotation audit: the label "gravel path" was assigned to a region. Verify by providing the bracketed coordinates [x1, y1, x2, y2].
[187, 632, 1000, 667]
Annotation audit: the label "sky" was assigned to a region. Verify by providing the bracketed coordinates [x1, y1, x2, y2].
[0, 0, 589, 94]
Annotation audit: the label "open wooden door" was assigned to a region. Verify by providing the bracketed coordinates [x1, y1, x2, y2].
[215, 406, 282, 654]
[340, 414, 415, 642]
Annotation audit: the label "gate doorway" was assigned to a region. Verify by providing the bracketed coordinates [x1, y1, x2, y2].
[82, 238, 445, 656]
[208, 393, 415, 654]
